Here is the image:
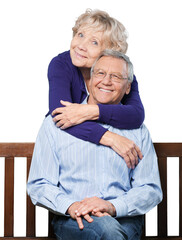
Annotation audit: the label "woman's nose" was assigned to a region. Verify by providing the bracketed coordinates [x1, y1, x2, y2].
[78, 39, 87, 51]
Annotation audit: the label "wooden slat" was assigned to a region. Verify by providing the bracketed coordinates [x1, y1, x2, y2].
[142, 237, 182, 240]
[0, 143, 34, 157]
[4, 157, 14, 237]
[0, 238, 56, 240]
[142, 215, 146, 238]
[154, 143, 182, 158]
[179, 157, 182, 236]
[48, 212, 55, 238]
[157, 156, 167, 237]
[26, 156, 36, 237]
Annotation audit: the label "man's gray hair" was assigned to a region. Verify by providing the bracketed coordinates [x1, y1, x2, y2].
[91, 49, 134, 83]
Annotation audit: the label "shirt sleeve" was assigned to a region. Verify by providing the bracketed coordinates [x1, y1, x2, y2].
[98, 75, 145, 129]
[109, 125, 163, 218]
[27, 118, 75, 215]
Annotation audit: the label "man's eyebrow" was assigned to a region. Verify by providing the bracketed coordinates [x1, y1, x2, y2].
[94, 68, 124, 75]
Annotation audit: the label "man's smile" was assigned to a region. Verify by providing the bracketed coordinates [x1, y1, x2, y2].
[99, 88, 113, 93]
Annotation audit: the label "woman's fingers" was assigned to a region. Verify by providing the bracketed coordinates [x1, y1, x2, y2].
[52, 107, 64, 117]
[135, 144, 143, 160]
[60, 100, 72, 106]
[127, 151, 136, 169]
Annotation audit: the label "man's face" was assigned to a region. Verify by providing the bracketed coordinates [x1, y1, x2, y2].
[89, 56, 131, 105]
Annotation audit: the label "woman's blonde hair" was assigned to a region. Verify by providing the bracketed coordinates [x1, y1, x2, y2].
[72, 9, 128, 54]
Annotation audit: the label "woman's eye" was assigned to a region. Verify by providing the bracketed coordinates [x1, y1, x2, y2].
[92, 41, 98, 45]
[78, 33, 84, 37]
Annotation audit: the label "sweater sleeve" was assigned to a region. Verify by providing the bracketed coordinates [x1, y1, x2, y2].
[48, 55, 73, 113]
[48, 54, 108, 144]
[98, 75, 145, 129]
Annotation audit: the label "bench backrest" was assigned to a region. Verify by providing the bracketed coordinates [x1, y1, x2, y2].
[0, 142, 182, 239]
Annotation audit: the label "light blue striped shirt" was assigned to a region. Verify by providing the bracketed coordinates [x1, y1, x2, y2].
[27, 115, 162, 218]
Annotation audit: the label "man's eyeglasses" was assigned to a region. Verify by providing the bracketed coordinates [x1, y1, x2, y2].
[92, 69, 128, 83]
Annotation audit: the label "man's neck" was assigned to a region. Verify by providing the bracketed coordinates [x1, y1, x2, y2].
[87, 95, 97, 105]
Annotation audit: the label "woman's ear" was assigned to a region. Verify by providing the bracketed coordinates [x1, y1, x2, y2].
[125, 83, 131, 95]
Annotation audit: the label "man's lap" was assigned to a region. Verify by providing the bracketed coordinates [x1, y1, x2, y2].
[52, 214, 144, 240]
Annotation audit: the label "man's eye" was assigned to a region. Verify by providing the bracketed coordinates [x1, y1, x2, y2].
[112, 74, 120, 80]
[97, 71, 105, 76]
[94, 71, 105, 78]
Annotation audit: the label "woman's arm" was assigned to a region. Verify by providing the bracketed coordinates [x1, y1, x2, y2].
[99, 130, 142, 169]
[48, 53, 142, 165]
[48, 53, 107, 144]
[48, 55, 74, 114]
[52, 76, 144, 130]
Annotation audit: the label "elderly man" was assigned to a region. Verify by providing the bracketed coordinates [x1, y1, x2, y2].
[27, 50, 162, 240]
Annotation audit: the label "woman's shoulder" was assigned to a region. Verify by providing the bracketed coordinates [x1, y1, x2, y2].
[47, 50, 84, 88]
[48, 50, 79, 76]
[49, 50, 72, 67]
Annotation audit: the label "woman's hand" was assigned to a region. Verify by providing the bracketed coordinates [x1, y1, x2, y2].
[100, 131, 143, 169]
[52, 100, 99, 129]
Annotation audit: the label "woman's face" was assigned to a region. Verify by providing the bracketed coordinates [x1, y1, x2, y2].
[70, 27, 106, 69]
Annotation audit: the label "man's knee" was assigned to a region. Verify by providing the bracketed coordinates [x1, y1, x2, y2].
[89, 216, 127, 240]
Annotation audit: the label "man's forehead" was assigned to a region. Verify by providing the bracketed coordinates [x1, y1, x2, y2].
[95, 56, 127, 71]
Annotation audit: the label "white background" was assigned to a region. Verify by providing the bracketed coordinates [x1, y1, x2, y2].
[0, 0, 182, 237]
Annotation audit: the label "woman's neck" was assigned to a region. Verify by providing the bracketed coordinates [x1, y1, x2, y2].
[80, 67, 91, 93]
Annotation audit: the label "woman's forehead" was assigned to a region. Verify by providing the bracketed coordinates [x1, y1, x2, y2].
[78, 23, 105, 34]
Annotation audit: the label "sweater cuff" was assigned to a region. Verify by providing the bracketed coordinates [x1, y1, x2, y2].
[98, 104, 112, 124]
[108, 198, 128, 218]
[88, 124, 108, 144]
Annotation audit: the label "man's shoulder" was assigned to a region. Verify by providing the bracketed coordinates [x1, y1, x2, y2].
[41, 115, 59, 136]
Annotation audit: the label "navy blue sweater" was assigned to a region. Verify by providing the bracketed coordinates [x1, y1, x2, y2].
[48, 51, 145, 144]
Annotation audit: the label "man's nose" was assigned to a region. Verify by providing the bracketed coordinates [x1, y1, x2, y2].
[102, 74, 112, 85]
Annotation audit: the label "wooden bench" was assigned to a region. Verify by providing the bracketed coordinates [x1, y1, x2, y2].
[0, 142, 182, 240]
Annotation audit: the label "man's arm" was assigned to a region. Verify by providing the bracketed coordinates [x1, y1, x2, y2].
[27, 117, 75, 215]
[108, 125, 163, 218]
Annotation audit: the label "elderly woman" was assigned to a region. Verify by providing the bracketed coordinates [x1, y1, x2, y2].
[48, 9, 144, 168]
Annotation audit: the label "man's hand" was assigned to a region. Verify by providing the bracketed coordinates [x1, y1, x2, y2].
[67, 202, 93, 230]
[67, 198, 114, 229]
[52, 100, 99, 129]
[100, 131, 143, 169]
[75, 197, 116, 217]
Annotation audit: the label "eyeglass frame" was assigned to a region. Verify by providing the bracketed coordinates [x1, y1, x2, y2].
[91, 69, 129, 83]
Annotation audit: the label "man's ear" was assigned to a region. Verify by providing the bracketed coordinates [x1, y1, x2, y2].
[125, 83, 131, 95]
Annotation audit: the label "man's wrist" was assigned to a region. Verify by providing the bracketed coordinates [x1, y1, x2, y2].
[66, 201, 79, 216]
[108, 202, 116, 217]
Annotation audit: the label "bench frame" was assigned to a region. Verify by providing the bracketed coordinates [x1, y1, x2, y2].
[0, 142, 182, 239]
